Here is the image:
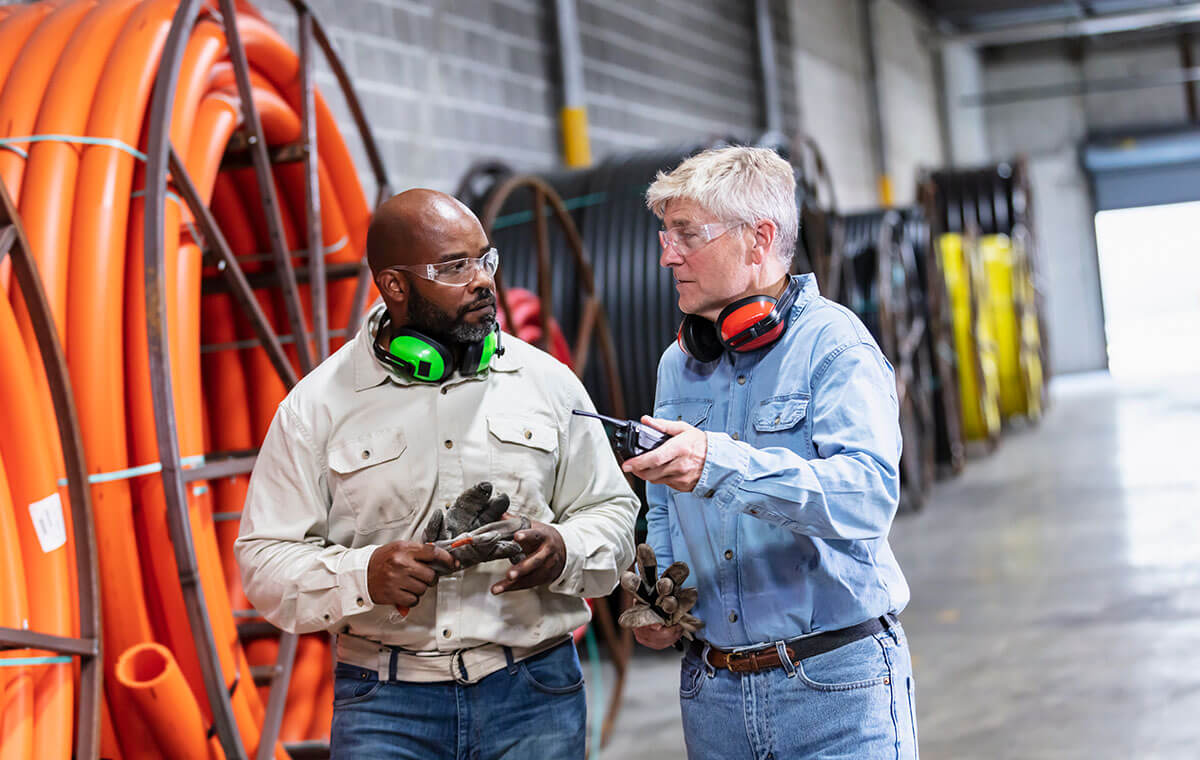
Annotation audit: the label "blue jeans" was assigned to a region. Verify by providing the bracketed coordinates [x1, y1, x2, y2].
[680, 623, 919, 760]
[329, 639, 586, 760]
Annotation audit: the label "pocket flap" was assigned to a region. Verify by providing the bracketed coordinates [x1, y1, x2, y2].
[653, 399, 712, 427]
[488, 417, 557, 453]
[754, 395, 809, 432]
[329, 428, 407, 474]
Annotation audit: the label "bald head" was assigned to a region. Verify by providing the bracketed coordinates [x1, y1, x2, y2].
[366, 188, 485, 275]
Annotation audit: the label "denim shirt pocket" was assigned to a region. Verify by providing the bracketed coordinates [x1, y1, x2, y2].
[653, 398, 712, 429]
[753, 393, 813, 457]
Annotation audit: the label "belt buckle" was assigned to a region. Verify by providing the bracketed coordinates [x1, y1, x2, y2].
[724, 650, 755, 673]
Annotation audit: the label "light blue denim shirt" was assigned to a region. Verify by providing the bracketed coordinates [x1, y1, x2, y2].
[646, 274, 910, 648]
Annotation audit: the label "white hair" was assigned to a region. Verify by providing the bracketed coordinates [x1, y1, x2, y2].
[645, 146, 798, 265]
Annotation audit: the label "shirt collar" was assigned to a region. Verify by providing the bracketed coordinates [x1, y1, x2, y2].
[352, 302, 522, 392]
[788, 273, 820, 322]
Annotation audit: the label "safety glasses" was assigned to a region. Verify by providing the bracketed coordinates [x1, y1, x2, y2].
[387, 247, 499, 286]
[658, 222, 743, 256]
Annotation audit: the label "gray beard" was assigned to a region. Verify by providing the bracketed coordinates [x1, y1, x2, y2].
[407, 287, 495, 345]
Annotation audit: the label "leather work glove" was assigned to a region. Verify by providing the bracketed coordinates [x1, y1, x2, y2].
[618, 543, 703, 635]
[421, 482, 528, 573]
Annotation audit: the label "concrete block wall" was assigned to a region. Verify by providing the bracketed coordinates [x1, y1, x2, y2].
[790, 0, 946, 211]
[245, 0, 800, 193]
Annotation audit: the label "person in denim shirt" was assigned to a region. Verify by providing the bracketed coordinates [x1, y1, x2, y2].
[624, 146, 918, 760]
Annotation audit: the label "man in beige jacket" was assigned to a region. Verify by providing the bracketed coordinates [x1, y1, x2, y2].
[235, 189, 638, 759]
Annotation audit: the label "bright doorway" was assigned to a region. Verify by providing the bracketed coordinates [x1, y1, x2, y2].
[1093, 201, 1200, 381]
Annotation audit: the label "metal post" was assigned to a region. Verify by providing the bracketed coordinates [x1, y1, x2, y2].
[754, 0, 784, 140]
[860, 0, 892, 206]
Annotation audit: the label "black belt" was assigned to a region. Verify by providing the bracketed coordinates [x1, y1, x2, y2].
[691, 614, 898, 674]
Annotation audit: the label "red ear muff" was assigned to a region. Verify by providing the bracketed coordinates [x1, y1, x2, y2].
[717, 296, 781, 351]
[715, 278, 801, 353]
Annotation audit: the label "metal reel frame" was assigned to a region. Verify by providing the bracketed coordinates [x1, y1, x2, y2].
[0, 181, 103, 760]
[143, 1, 390, 757]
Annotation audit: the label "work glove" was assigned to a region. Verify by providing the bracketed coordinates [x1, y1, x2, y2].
[421, 482, 527, 573]
[618, 543, 703, 634]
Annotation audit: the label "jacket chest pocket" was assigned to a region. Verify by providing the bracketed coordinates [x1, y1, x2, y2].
[753, 394, 811, 454]
[487, 416, 558, 521]
[328, 427, 421, 534]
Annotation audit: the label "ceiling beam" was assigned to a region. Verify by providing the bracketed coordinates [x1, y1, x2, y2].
[949, 2, 1200, 47]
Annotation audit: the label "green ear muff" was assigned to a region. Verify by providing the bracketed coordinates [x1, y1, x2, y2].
[387, 330, 454, 382]
[375, 312, 502, 382]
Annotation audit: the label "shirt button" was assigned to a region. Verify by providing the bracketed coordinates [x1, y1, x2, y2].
[728, 611, 738, 623]
[731, 432, 739, 441]
[442, 629, 452, 638]
[524, 430, 532, 440]
[323, 614, 331, 621]
[356, 597, 365, 607]
[724, 549, 733, 560]
[774, 416, 781, 424]
[441, 387, 449, 395]
[704, 489, 715, 498]
[361, 450, 370, 459]
[444, 440, 453, 449]
[749, 508, 759, 515]
[737, 375, 746, 385]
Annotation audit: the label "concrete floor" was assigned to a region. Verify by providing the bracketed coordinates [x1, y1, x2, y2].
[589, 371, 1200, 759]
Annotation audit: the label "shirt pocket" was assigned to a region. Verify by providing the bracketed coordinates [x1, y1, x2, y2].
[328, 427, 418, 534]
[487, 416, 558, 521]
[653, 398, 712, 429]
[753, 394, 812, 453]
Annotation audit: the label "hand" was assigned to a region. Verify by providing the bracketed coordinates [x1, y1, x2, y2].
[618, 544, 702, 635]
[634, 623, 684, 650]
[422, 483, 523, 573]
[490, 515, 566, 594]
[621, 416, 708, 492]
[366, 541, 455, 608]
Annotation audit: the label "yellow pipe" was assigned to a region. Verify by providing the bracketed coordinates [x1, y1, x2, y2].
[560, 105, 592, 168]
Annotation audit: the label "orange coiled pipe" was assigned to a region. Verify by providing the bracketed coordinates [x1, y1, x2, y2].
[1, 0, 380, 755]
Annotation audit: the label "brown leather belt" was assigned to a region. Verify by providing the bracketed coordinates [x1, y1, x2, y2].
[691, 614, 897, 674]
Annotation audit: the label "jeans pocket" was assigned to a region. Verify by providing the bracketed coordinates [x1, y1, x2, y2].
[520, 644, 585, 695]
[679, 659, 706, 699]
[794, 633, 891, 693]
[332, 663, 383, 707]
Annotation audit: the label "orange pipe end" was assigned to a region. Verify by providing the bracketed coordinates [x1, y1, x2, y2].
[115, 643, 225, 760]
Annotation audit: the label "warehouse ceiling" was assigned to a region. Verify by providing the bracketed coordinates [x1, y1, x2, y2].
[916, 0, 1198, 34]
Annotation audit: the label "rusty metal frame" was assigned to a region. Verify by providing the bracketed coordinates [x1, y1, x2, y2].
[477, 175, 632, 745]
[144, 1, 390, 757]
[0, 183, 102, 759]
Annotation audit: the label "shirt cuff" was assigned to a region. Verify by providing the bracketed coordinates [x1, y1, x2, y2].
[548, 522, 588, 597]
[336, 544, 379, 618]
[694, 432, 749, 506]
